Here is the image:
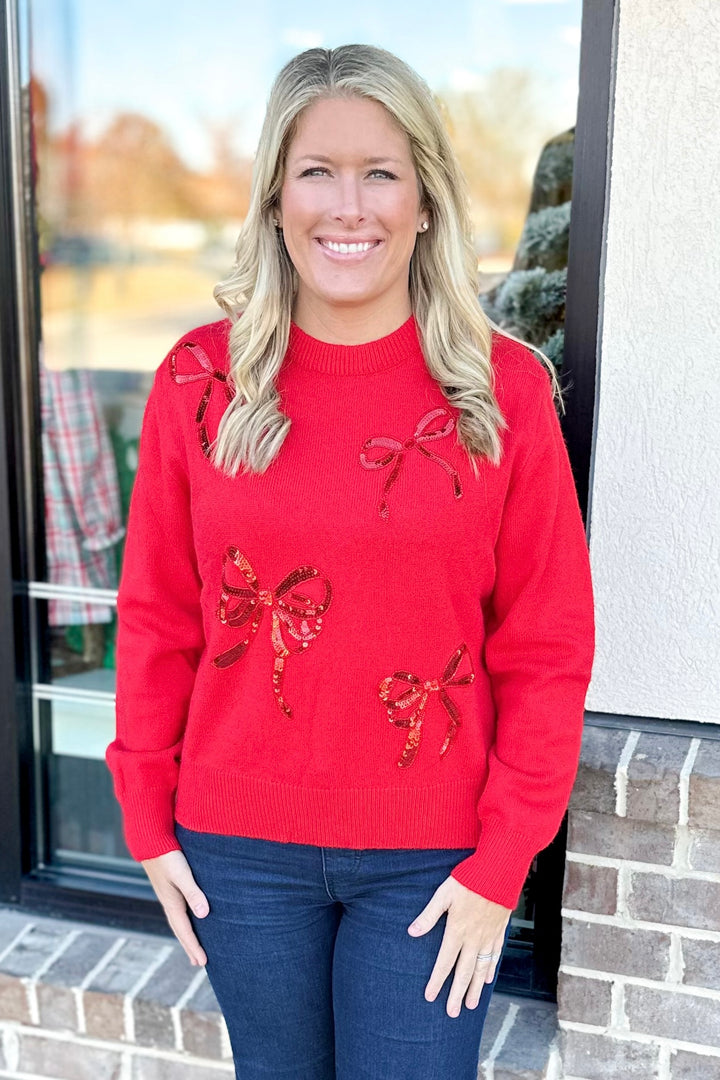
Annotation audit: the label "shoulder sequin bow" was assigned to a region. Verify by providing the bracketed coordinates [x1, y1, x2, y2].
[213, 546, 333, 718]
[169, 340, 234, 457]
[359, 407, 463, 520]
[378, 643, 475, 768]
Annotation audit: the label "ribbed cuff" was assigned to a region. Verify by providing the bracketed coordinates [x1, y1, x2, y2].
[120, 788, 181, 862]
[449, 817, 544, 910]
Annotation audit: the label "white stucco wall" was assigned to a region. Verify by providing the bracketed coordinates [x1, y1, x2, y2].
[586, 0, 720, 722]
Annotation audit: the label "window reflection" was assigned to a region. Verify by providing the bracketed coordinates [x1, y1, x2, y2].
[24, 0, 582, 914]
[42, 694, 136, 868]
[479, 127, 575, 367]
[40, 352, 124, 676]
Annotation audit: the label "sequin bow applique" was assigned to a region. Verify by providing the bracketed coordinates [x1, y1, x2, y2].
[169, 340, 234, 457]
[212, 546, 333, 718]
[378, 643, 475, 768]
[359, 407, 463, 520]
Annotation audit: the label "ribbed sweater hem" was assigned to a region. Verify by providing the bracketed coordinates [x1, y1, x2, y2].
[122, 766, 549, 907]
[173, 762, 484, 850]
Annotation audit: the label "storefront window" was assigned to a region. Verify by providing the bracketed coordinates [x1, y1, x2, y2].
[14, 0, 583, 986]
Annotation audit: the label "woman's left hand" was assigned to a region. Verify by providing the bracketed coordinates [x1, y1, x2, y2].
[408, 875, 512, 1018]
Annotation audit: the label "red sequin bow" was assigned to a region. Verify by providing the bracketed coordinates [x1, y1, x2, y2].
[213, 546, 333, 718]
[169, 340, 234, 457]
[378, 643, 475, 767]
[359, 407, 463, 520]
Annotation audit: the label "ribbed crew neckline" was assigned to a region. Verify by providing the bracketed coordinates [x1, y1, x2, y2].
[286, 313, 423, 375]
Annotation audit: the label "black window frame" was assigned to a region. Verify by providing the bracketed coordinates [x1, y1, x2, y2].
[0, 0, 619, 997]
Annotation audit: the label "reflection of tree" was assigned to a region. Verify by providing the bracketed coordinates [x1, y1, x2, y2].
[34, 67, 553, 255]
[93, 114, 198, 219]
[197, 121, 253, 220]
[480, 128, 576, 368]
[188, 120, 252, 220]
[35, 101, 253, 241]
[439, 68, 555, 252]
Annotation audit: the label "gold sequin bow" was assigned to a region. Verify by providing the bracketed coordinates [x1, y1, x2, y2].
[359, 407, 463, 520]
[378, 643, 475, 767]
[213, 546, 333, 718]
[169, 340, 234, 457]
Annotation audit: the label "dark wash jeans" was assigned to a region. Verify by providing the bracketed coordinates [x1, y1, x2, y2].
[176, 823, 511, 1080]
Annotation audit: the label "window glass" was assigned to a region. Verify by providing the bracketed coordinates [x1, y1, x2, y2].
[23, 0, 582, 935]
[39, 694, 140, 871]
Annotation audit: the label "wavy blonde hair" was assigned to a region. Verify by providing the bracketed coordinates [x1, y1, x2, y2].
[212, 43, 561, 477]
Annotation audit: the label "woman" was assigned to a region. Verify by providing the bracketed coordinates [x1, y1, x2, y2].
[106, 44, 595, 1079]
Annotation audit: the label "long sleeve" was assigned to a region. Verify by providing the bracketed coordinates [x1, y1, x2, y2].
[105, 355, 205, 861]
[451, 364, 595, 909]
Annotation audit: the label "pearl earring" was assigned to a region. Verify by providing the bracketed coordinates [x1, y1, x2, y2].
[421, 221, 429, 231]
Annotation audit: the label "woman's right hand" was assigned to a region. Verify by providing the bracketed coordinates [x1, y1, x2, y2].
[141, 850, 209, 966]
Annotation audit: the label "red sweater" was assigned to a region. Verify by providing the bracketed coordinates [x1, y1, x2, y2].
[106, 313, 595, 910]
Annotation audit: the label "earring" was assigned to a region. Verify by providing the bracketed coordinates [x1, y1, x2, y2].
[273, 218, 281, 228]
[421, 221, 429, 231]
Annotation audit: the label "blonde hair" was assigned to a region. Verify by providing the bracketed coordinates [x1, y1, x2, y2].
[212, 43, 561, 477]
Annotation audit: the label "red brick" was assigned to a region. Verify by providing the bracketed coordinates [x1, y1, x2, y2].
[181, 976, 226, 1059]
[625, 984, 720, 1047]
[37, 981, 78, 1031]
[682, 937, 720, 991]
[0, 924, 72, 979]
[569, 728, 630, 815]
[688, 828, 720, 872]
[627, 872, 720, 931]
[562, 861, 618, 914]
[18, 1030, 123, 1079]
[491, 998, 558, 1077]
[0, 972, 31, 1023]
[625, 733, 691, 825]
[134, 946, 196, 1050]
[670, 1048, 720, 1078]
[131, 1054, 234, 1079]
[43, 931, 119, 988]
[688, 743, 720, 830]
[561, 918, 671, 980]
[557, 971, 612, 1026]
[84, 938, 169, 1041]
[561, 1028, 659, 1079]
[567, 809, 675, 864]
[0, 911, 34, 954]
[83, 988, 125, 1042]
[86, 937, 166, 996]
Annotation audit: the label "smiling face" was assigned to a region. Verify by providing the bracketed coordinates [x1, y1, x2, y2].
[276, 95, 428, 336]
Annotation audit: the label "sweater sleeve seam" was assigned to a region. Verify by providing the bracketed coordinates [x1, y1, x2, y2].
[503, 367, 551, 493]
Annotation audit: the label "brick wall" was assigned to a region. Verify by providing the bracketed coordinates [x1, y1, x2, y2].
[6, 724, 720, 1078]
[0, 904, 559, 1079]
[557, 725, 720, 1080]
[0, 908, 234, 1078]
